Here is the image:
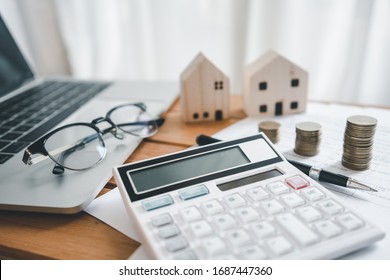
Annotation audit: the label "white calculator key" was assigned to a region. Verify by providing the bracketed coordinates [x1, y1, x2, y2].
[246, 187, 270, 201]
[267, 181, 290, 195]
[281, 193, 305, 208]
[260, 199, 284, 215]
[301, 187, 324, 201]
[236, 207, 260, 223]
[158, 225, 180, 239]
[318, 200, 344, 216]
[151, 214, 173, 227]
[180, 206, 202, 222]
[174, 250, 198, 260]
[315, 220, 342, 238]
[202, 200, 224, 216]
[277, 213, 319, 246]
[240, 245, 268, 260]
[337, 213, 364, 231]
[298, 206, 322, 223]
[251, 221, 277, 238]
[266, 236, 293, 256]
[166, 236, 189, 252]
[202, 237, 227, 257]
[214, 214, 237, 231]
[226, 229, 252, 247]
[189, 220, 213, 238]
[224, 193, 246, 209]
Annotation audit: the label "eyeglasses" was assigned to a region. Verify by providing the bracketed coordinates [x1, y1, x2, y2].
[22, 103, 163, 174]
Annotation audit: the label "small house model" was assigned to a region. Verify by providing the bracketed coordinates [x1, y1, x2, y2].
[180, 53, 230, 123]
[243, 50, 308, 117]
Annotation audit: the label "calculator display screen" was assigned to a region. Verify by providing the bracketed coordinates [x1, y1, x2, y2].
[129, 147, 250, 193]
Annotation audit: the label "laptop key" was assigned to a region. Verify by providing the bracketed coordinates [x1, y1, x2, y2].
[0, 154, 13, 164]
[2, 141, 29, 154]
[0, 140, 11, 149]
[2, 132, 23, 141]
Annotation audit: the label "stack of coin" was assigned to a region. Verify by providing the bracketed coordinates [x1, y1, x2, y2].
[342, 115, 377, 170]
[258, 120, 281, 143]
[294, 121, 322, 156]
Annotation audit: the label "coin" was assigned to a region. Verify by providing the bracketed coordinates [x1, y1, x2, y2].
[258, 120, 281, 144]
[342, 115, 377, 170]
[294, 121, 322, 156]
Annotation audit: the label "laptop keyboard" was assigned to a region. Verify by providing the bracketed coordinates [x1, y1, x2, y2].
[0, 80, 111, 164]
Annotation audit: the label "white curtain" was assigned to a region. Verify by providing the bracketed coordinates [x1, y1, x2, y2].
[1, 0, 389, 106]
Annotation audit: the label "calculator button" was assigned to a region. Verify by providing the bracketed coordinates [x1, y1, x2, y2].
[286, 175, 310, 190]
[174, 250, 198, 260]
[151, 213, 173, 227]
[214, 214, 237, 231]
[260, 199, 284, 215]
[246, 187, 270, 201]
[202, 237, 227, 257]
[281, 193, 305, 208]
[223, 193, 246, 209]
[298, 206, 322, 223]
[240, 245, 268, 260]
[202, 200, 224, 216]
[142, 195, 174, 211]
[236, 207, 260, 223]
[189, 220, 213, 238]
[166, 236, 189, 252]
[158, 224, 180, 239]
[277, 213, 319, 246]
[267, 181, 290, 194]
[315, 220, 342, 238]
[266, 236, 293, 256]
[226, 229, 252, 247]
[251, 221, 277, 238]
[301, 187, 324, 201]
[180, 206, 202, 222]
[179, 184, 209, 200]
[317, 200, 344, 216]
[337, 213, 364, 231]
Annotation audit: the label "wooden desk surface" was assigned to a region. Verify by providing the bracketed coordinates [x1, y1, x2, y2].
[0, 96, 245, 260]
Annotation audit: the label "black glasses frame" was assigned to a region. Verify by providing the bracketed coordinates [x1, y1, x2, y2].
[22, 102, 164, 171]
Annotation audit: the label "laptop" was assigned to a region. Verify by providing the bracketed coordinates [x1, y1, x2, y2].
[0, 15, 179, 213]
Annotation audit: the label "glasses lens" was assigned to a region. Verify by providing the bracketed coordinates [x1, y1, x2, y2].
[109, 104, 158, 137]
[44, 124, 106, 170]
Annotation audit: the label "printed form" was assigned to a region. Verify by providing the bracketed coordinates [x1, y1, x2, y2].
[214, 102, 390, 209]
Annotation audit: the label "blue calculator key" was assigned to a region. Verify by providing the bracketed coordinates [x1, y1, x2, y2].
[142, 195, 174, 211]
[179, 185, 209, 200]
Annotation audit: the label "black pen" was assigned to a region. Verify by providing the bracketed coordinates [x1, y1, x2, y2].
[196, 134, 378, 192]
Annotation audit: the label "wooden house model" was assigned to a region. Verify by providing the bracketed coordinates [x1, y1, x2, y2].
[180, 53, 230, 123]
[243, 50, 308, 117]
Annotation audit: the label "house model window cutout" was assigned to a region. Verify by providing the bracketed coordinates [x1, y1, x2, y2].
[180, 53, 230, 123]
[243, 50, 308, 117]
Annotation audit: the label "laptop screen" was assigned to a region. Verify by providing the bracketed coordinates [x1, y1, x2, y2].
[0, 15, 34, 99]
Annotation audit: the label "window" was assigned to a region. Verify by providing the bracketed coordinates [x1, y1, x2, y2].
[214, 81, 223, 90]
[193, 113, 199, 119]
[203, 112, 209, 118]
[291, 79, 299, 87]
[290, 101, 298, 109]
[259, 82, 267, 91]
[259, 104, 267, 113]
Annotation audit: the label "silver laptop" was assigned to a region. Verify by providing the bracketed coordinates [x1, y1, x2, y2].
[0, 15, 178, 213]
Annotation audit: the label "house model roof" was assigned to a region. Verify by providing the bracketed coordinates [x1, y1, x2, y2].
[180, 52, 228, 81]
[245, 50, 307, 76]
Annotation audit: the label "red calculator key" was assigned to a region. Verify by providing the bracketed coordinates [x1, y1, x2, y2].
[286, 175, 310, 190]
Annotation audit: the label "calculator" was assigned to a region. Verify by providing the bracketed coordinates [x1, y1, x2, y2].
[113, 133, 385, 259]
